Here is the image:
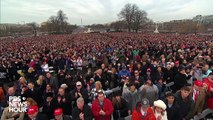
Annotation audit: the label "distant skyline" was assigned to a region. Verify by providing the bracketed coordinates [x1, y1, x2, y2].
[1, 0, 213, 25]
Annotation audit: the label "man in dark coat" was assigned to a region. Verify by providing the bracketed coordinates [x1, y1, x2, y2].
[163, 64, 174, 83]
[70, 81, 89, 106]
[21, 82, 43, 107]
[25, 105, 48, 120]
[42, 92, 58, 119]
[72, 97, 93, 120]
[56, 87, 72, 116]
[54, 108, 72, 120]
[46, 72, 59, 90]
[112, 91, 129, 119]
[165, 92, 181, 120]
[175, 86, 194, 120]
[173, 66, 191, 92]
[131, 70, 145, 89]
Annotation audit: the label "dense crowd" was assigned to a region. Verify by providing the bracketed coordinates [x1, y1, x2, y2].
[0, 32, 212, 120]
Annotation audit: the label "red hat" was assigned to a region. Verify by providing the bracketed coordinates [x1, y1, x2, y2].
[54, 108, 63, 116]
[194, 80, 203, 87]
[27, 106, 38, 115]
[175, 61, 179, 65]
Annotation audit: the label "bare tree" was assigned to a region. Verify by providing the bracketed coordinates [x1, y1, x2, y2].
[132, 10, 147, 32]
[118, 3, 148, 32]
[27, 22, 38, 36]
[48, 16, 59, 32]
[118, 3, 132, 32]
[57, 10, 68, 32]
[44, 10, 68, 33]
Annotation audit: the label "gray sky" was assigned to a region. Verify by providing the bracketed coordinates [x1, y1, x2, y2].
[1, 0, 213, 25]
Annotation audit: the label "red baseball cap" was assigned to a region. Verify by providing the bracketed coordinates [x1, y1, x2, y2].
[175, 61, 179, 65]
[194, 80, 203, 87]
[54, 108, 63, 116]
[27, 106, 38, 115]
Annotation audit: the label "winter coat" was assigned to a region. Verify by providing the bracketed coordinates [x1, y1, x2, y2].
[122, 84, 141, 111]
[72, 104, 93, 120]
[132, 107, 156, 120]
[113, 98, 129, 119]
[165, 101, 181, 120]
[173, 73, 190, 92]
[139, 85, 158, 106]
[1, 107, 25, 120]
[91, 98, 114, 120]
[203, 78, 213, 109]
[175, 91, 194, 119]
[42, 98, 58, 119]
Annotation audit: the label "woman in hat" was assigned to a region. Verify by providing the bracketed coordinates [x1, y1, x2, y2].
[152, 100, 167, 120]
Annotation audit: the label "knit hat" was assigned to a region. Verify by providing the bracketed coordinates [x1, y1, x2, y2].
[154, 100, 167, 110]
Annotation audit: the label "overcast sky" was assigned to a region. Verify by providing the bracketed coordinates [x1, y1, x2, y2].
[1, 0, 213, 25]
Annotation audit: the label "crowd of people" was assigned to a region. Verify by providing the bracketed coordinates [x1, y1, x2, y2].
[0, 32, 212, 120]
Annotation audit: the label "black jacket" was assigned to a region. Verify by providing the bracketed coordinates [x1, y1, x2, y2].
[34, 81, 47, 94]
[163, 69, 174, 83]
[56, 94, 72, 115]
[175, 91, 194, 119]
[25, 113, 48, 120]
[173, 73, 190, 92]
[165, 100, 181, 120]
[113, 98, 129, 119]
[94, 70, 109, 90]
[42, 98, 58, 119]
[70, 88, 89, 105]
[22, 88, 43, 107]
[72, 104, 93, 120]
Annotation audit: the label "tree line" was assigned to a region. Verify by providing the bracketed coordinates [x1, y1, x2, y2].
[1, 3, 211, 37]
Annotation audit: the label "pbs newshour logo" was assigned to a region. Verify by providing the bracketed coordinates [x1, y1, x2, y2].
[9, 96, 27, 112]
